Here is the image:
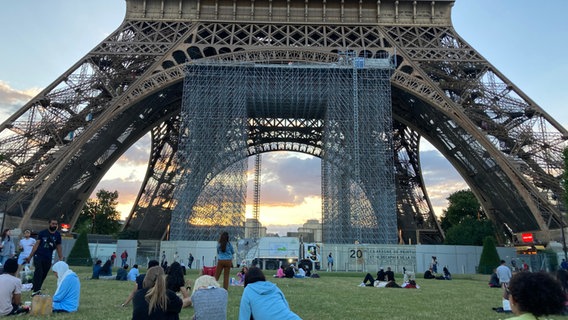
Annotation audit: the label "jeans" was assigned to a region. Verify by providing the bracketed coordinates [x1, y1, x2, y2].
[363, 273, 376, 286]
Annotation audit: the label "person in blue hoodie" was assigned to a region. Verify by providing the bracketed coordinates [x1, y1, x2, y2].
[238, 267, 301, 320]
[51, 261, 80, 313]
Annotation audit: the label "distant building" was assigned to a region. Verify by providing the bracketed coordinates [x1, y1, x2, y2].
[244, 218, 267, 238]
[287, 219, 322, 242]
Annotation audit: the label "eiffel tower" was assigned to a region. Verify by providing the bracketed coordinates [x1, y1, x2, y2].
[0, 0, 566, 244]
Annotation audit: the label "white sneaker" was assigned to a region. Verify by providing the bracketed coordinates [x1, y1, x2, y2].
[359, 282, 366, 287]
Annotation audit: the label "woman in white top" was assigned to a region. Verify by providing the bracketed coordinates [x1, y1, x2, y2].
[17, 230, 36, 275]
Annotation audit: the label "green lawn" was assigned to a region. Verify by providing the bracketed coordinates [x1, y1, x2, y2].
[16, 267, 568, 320]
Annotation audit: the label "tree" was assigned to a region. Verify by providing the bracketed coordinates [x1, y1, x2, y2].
[67, 231, 93, 266]
[440, 189, 482, 231]
[441, 189, 495, 245]
[478, 236, 500, 274]
[444, 216, 495, 245]
[75, 189, 121, 235]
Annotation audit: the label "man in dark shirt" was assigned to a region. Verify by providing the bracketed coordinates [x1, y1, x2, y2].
[385, 267, 395, 282]
[26, 219, 63, 296]
[376, 268, 386, 281]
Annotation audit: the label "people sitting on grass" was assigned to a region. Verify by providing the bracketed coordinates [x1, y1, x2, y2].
[506, 271, 564, 320]
[128, 264, 140, 282]
[361, 267, 396, 287]
[401, 280, 419, 289]
[424, 268, 436, 279]
[376, 268, 386, 282]
[236, 266, 248, 285]
[0, 258, 28, 316]
[303, 265, 311, 277]
[443, 266, 452, 280]
[166, 262, 191, 308]
[385, 267, 395, 282]
[132, 266, 182, 320]
[122, 260, 160, 307]
[284, 265, 295, 278]
[403, 270, 416, 284]
[294, 265, 306, 278]
[91, 260, 103, 279]
[275, 265, 285, 278]
[99, 259, 113, 278]
[361, 272, 380, 287]
[239, 267, 301, 320]
[116, 264, 128, 281]
[191, 275, 228, 320]
[52, 261, 80, 313]
[488, 268, 500, 288]
[436, 266, 452, 280]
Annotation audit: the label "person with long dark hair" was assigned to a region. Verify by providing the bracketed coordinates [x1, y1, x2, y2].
[507, 271, 564, 319]
[166, 262, 191, 307]
[132, 266, 182, 320]
[238, 267, 301, 320]
[0, 229, 16, 266]
[214, 231, 234, 290]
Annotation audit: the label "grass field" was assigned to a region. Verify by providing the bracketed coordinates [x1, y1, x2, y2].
[16, 267, 568, 320]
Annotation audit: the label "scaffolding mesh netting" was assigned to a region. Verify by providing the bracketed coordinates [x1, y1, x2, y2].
[173, 59, 396, 243]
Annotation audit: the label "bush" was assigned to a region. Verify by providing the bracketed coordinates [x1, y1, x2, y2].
[67, 231, 93, 266]
[478, 236, 500, 274]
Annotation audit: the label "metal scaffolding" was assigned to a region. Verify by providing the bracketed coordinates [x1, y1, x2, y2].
[322, 56, 397, 244]
[171, 64, 248, 241]
[172, 59, 395, 243]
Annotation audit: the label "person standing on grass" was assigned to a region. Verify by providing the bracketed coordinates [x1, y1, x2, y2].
[121, 250, 128, 267]
[507, 271, 564, 319]
[238, 267, 301, 320]
[188, 253, 194, 269]
[26, 219, 64, 296]
[0, 229, 16, 266]
[214, 231, 234, 290]
[496, 260, 512, 300]
[327, 253, 334, 271]
[17, 229, 35, 275]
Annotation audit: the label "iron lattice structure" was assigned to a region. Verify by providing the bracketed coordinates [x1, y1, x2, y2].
[0, 0, 566, 244]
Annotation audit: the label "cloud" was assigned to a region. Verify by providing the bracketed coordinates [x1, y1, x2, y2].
[420, 149, 468, 216]
[0, 81, 41, 121]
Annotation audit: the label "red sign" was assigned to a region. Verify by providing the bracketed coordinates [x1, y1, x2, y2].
[521, 233, 533, 243]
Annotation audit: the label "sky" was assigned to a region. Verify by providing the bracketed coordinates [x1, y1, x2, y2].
[0, 0, 566, 235]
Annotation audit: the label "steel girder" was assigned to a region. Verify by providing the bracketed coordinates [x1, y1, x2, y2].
[0, 0, 565, 244]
